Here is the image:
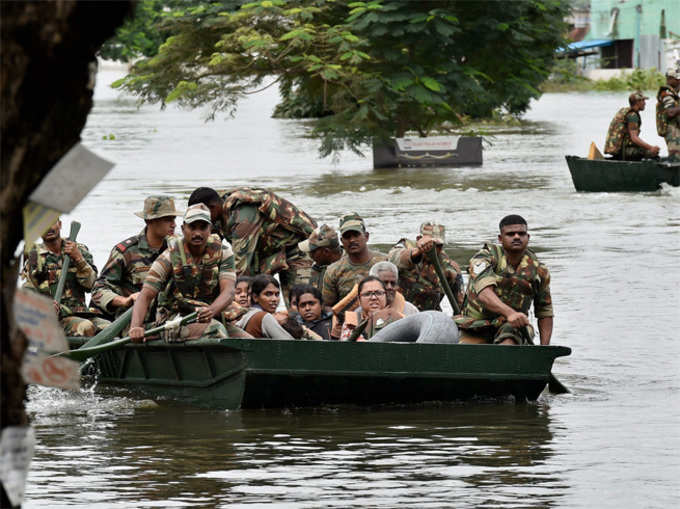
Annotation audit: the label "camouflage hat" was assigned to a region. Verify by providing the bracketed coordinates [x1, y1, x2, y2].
[420, 222, 445, 244]
[298, 224, 340, 253]
[629, 91, 649, 103]
[666, 68, 680, 79]
[339, 212, 366, 234]
[134, 196, 182, 220]
[183, 203, 212, 224]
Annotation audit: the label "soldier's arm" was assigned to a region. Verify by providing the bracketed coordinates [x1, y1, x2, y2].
[626, 115, 658, 153]
[322, 267, 338, 307]
[202, 245, 237, 320]
[129, 254, 169, 341]
[534, 265, 554, 345]
[387, 244, 414, 270]
[537, 317, 553, 345]
[68, 242, 97, 290]
[91, 248, 129, 311]
[661, 95, 680, 118]
[224, 205, 259, 275]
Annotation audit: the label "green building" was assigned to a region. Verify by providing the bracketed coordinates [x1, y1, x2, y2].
[584, 0, 679, 70]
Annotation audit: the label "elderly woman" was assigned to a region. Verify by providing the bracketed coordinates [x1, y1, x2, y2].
[340, 276, 404, 340]
[236, 275, 297, 339]
[367, 261, 419, 316]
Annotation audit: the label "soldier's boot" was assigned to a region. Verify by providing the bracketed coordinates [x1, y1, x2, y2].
[61, 316, 96, 337]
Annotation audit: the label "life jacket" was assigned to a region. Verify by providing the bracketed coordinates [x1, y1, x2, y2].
[455, 244, 544, 330]
[157, 234, 223, 313]
[604, 107, 637, 155]
[656, 86, 680, 137]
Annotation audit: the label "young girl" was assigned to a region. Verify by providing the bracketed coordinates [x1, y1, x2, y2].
[236, 275, 298, 339]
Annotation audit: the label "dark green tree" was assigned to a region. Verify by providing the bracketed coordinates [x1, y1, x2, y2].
[114, 0, 569, 156]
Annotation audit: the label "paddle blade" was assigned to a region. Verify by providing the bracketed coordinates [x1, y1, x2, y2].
[79, 307, 133, 350]
[548, 374, 570, 394]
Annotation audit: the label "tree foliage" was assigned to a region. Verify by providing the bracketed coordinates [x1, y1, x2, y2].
[113, 0, 569, 156]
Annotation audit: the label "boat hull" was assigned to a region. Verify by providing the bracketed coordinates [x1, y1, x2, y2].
[565, 155, 680, 192]
[72, 338, 571, 409]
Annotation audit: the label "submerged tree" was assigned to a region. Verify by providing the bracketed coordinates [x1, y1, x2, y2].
[114, 0, 569, 155]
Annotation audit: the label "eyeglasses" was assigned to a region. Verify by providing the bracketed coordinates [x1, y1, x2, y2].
[360, 290, 386, 299]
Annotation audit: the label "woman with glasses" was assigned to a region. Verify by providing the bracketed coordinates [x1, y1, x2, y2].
[340, 276, 404, 341]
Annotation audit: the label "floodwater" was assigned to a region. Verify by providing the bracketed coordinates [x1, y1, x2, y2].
[22, 70, 679, 508]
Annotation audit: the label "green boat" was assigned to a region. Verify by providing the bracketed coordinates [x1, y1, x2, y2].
[68, 337, 571, 409]
[565, 155, 680, 192]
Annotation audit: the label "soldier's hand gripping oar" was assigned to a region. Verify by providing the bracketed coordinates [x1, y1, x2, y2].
[427, 246, 461, 315]
[53, 221, 81, 304]
[55, 312, 198, 362]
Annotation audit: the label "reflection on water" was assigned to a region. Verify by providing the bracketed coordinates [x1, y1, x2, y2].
[28, 386, 563, 508]
[22, 71, 680, 508]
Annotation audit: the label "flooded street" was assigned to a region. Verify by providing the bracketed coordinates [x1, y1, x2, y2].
[23, 70, 679, 508]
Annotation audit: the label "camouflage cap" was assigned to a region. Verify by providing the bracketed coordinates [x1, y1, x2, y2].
[666, 68, 680, 79]
[298, 224, 340, 253]
[134, 196, 182, 220]
[420, 222, 445, 244]
[183, 203, 212, 224]
[339, 212, 366, 234]
[629, 91, 649, 102]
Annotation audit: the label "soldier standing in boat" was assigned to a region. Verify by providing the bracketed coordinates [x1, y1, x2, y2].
[604, 91, 660, 161]
[322, 212, 387, 307]
[656, 68, 680, 162]
[297, 224, 342, 293]
[23, 219, 107, 337]
[187, 187, 316, 305]
[388, 222, 464, 312]
[454, 215, 553, 346]
[129, 204, 236, 342]
[91, 196, 181, 319]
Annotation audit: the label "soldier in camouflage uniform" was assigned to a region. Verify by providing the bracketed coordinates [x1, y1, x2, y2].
[129, 204, 236, 342]
[298, 224, 342, 293]
[388, 222, 463, 312]
[91, 196, 181, 319]
[23, 219, 107, 337]
[604, 91, 660, 161]
[656, 68, 680, 162]
[454, 215, 553, 346]
[187, 187, 316, 305]
[322, 212, 387, 307]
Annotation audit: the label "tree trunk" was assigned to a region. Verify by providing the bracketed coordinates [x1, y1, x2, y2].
[1, 3, 134, 504]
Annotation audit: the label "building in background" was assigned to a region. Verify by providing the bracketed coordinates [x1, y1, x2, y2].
[562, 0, 679, 78]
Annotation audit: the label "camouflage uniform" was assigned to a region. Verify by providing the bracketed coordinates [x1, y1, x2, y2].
[454, 243, 553, 345]
[389, 239, 463, 312]
[91, 228, 168, 318]
[298, 224, 341, 292]
[23, 241, 107, 337]
[218, 188, 317, 302]
[143, 233, 236, 339]
[322, 251, 387, 307]
[604, 107, 655, 161]
[656, 84, 680, 162]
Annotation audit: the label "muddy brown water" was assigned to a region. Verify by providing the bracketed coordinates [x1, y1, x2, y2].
[23, 71, 679, 508]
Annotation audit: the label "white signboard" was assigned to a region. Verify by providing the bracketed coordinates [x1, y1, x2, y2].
[396, 136, 460, 152]
[0, 426, 35, 507]
[13, 289, 80, 391]
[28, 142, 113, 213]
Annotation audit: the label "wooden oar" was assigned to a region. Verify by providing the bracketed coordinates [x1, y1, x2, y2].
[57, 312, 198, 362]
[78, 307, 134, 350]
[53, 221, 81, 304]
[427, 247, 461, 315]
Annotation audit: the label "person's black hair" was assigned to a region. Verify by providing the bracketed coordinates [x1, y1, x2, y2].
[236, 275, 252, 288]
[293, 284, 322, 303]
[250, 274, 279, 305]
[357, 275, 386, 296]
[499, 214, 527, 232]
[188, 187, 220, 206]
